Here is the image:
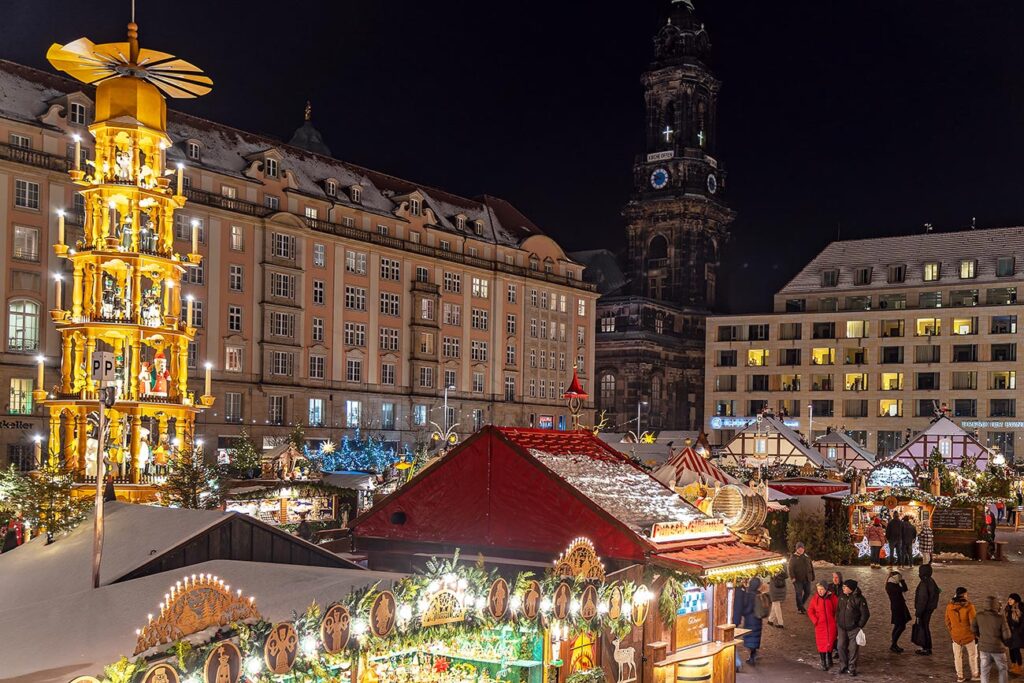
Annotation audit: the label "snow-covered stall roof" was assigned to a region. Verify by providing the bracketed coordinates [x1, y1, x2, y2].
[0, 559, 402, 682]
[719, 416, 832, 468]
[653, 446, 741, 487]
[814, 430, 876, 470]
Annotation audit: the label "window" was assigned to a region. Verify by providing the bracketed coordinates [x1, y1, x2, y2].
[530, 319, 538, 337]
[12, 226, 38, 261]
[420, 299, 435, 321]
[69, 101, 87, 125]
[344, 322, 367, 347]
[601, 316, 616, 332]
[821, 269, 839, 287]
[325, 180, 337, 197]
[14, 180, 39, 209]
[221, 185, 237, 199]
[473, 372, 484, 393]
[506, 344, 516, 365]
[342, 217, 355, 228]
[506, 314, 517, 334]
[992, 315, 1017, 334]
[313, 243, 326, 267]
[381, 363, 396, 385]
[346, 251, 367, 274]
[577, 299, 587, 317]
[577, 325, 585, 344]
[378, 225, 390, 236]
[312, 280, 325, 305]
[991, 399, 1016, 418]
[950, 289, 978, 307]
[308, 398, 325, 426]
[381, 402, 396, 430]
[997, 256, 1015, 277]
[380, 258, 401, 281]
[923, 262, 940, 281]
[845, 296, 871, 311]
[443, 303, 461, 326]
[471, 340, 488, 361]
[472, 277, 489, 298]
[309, 355, 326, 380]
[312, 317, 324, 343]
[507, 284, 517, 304]
[880, 346, 904, 364]
[187, 141, 201, 160]
[410, 231, 421, 244]
[271, 311, 295, 337]
[7, 300, 39, 351]
[952, 317, 978, 335]
[915, 318, 941, 336]
[350, 185, 361, 203]
[225, 392, 242, 423]
[914, 345, 941, 364]
[230, 225, 244, 251]
[345, 400, 361, 427]
[416, 266, 430, 283]
[271, 233, 296, 259]
[9, 378, 33, 415]
[880, 372, 904, 390]
[345, 286, 367, 310]
[992, 343, 1017, 362]
[853, 267, 872, 285]
[530, 289, 538, 307]
[887, 264, 906, 283]
[717, 350, 738, 367]
[186, 260, 205, 285]
[991, 371, 1016, 390]
[471, 308, 489, 330]
[780, 348, 801, 366]
[845, 320, 867, 338]
[810, 347, 835, 365]
[229, 265, 243, 291]
[529, 380, 537, 397]
[987, 287, 1017, 305]
[419, 367, 434, 388]
[880, 320, 904, 338]
[916, 372, 939, 390]
[225, 346, 243, 372]
[265, 157, 278, 178]
[952, 371, 977, 390]
[444, 272, 461, 293]
[504, 376, 516, 401]
[271, 351, 294, 376]
[227, 305, 242, 332]
[952, 344, 979, 362]
[409, 197, 421, 216]
[264, 195, 280, 210]
[380, 328, 400, 351]
[346, 358, 362, 382]
[442, 337, 460, 358]
[559, 295, 567, 313]
[959, 259, 976, 279]
[419, 332, 435, 354]
[270, 272, 295, 299]
[444, 369, 457, 390]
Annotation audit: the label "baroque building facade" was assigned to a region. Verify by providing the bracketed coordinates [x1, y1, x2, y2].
[576, 0, 733, 434]
[0, 58, 597, 470]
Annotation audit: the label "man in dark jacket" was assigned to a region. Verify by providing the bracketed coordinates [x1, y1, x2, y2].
[914, 563, 941, 655]
[973, 595, 1011, 683]
[790, 542, 815, 614]
[886, 512, 904, 567]
[901, 516, 918, 568]
[837, 579, 870, 675]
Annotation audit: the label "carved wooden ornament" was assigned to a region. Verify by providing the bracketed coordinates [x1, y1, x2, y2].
[321, 604, 351, 654]
[203, 642, 241, 683]
[370, 591, 397, 637]
[488, 578, 510, 619]
[263, 622, 298, 675]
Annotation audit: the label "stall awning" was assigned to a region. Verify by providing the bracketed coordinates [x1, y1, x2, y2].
[654, 541, 784, 577]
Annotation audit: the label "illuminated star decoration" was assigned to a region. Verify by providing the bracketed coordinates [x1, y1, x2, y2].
[319, 440, 336, 455]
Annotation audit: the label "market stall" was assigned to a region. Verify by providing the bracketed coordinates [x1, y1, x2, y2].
[224, 481, 348, 528]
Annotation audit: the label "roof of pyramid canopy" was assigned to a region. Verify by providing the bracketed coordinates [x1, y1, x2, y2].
[654, 445, 740, 487]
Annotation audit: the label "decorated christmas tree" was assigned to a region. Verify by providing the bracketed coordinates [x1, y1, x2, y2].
[159, 434, 221, 509]
[0, 461, 92, 538]
[227, 430, 263, 479]
[305, 429, 397, 474]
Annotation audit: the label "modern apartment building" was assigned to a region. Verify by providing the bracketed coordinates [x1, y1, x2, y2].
[0, 59, 597, 467]
[704, 227, 1024, 461]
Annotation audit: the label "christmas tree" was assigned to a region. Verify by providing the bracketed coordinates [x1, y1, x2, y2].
[227, 429, 262, 479]
[305, 429, 397, 474]
[0, 461, 92, 538]
[159, 435, 222, 509]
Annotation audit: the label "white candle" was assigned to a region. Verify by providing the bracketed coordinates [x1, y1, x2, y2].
[186, 296, 194, 327]
[190, 219, 199, 253]
[57, 210, 65, 246]
[36, 355, 44, 390]
[73, 135, 81, 171]
[204, 362, 212, 396]
[176, 163, 183, 195]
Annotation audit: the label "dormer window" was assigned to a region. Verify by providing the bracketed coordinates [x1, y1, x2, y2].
[69, 102, 87, 126]
[474, 220, 484, 236]
[265, 157, 279, 178]
[325, 180, 337, 197]
[529, 255, 539, 271]
[456, 215, 466, 230]
[821, 269, 839, 287]
[409, 197, 422, 216]
[187, 141, 201, 161]
[350, 185, 361, 203]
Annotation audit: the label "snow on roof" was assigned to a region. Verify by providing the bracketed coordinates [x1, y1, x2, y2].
[815, 430, 876, 464]
[0, 559, 402, 682]
[733, 416, 832, 468]
[529, 449, 706, 538]
[0, 502, 227, 609]
[779, 226, 1024, 294]
[0, 61, 68, 124]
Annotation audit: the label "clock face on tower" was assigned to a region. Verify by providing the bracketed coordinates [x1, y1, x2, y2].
[650, 168, 670, 190]
[706, 172, 718, 194]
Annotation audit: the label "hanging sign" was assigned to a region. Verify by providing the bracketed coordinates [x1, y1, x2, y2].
[142, 663, 180, 683]
[321, 604, 350, 654]
[553, 581, 572, 620]
[421, 589, 465, 627]
[579, 585, 598, 621]
[522, 580, 541, 620]
[488, 578, 510, 619]
[883, 496, 899, 510]
[263, 622, 298, 674]
[203, 642, 241, 683]
[370, 591, 397, 637]
[608, 585, 623, 620]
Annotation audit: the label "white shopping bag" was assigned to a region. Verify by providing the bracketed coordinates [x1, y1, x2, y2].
[855, 629, 866, 646]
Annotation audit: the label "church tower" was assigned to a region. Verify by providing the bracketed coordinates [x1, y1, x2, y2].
[624, 0, 734, 310]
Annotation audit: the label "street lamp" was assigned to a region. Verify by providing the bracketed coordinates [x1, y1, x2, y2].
[635, 399, 649, 441]
[443, 385, 455, 434]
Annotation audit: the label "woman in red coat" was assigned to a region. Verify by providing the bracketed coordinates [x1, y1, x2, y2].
[807, 581, 839, 671]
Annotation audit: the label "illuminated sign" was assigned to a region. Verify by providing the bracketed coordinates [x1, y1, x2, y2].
[709, 416, 800, 430]
[646, 150, 674, 162]
[538, 415, 553, 429]
[649, 518, 728, 542]
[961, 420, 1024, 429]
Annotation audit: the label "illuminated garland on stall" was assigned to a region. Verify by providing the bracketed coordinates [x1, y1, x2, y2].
[841, 488, 1009, 507]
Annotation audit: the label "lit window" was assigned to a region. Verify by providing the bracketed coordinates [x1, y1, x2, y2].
[7, 299, 39, 352]
[923, 262, 940, 281]
[225, 346, 243, 372]
[309, 398, 325, 426]
[313, 243, 326, 267]
[187, 141, 200, 160]
[265, 157, 278, 178]
[959, 259, 976, 279]
[221, 185, 237, 199]
[345, 399, 361, 427]
[305, 206, 319, 220]
[230, 225, 244, 251]
[346, 251, 367, 274]
[9, 378, 33, 415]
[472, 277, 489, 298]
[10, 134, 31, 149]
[13, 226, 39, 261]
[269, 396, 285, 425]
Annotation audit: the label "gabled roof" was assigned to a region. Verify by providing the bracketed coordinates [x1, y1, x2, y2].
[886, 415, 990, 468]
[724, 416, 832, 468]
[654, 446, 739, 487]
[814, 430, 876, 467]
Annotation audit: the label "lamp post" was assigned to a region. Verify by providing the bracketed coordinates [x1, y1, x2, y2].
[443, 385, 455, 434]
[635, 399, 649, 441]
[807, 402, 814, 441]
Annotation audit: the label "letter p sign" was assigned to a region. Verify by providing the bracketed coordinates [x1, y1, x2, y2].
[91, 351, 115, 383]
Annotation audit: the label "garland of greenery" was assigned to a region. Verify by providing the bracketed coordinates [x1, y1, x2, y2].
[841, 487, 1009, 507]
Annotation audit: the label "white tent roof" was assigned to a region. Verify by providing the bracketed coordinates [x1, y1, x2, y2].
[0, 559, 402, 682]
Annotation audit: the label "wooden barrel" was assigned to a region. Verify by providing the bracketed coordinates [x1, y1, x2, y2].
[710, 485, 768, 532]
[676, 658, 712, 683]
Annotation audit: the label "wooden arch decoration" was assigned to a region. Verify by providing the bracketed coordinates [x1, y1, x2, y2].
[421, 589, 466, 627]
[553, 537, 606, 581]
[134, 574, 261, 654]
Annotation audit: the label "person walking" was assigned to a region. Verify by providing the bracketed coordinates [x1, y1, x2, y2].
[902, 515, 918, 567]
[767, 567, 788, 628]
[732, 578, 768, 665]
[945, 587, 980, 682]
[887, 512, 904, 567]
[807, 581, 839, 671]
[867, 518, 886, 568]
[914, 563, 941, 655]
[919, 519, 935, 565]
[836, 579, 870, 676]
[973, 596, 1011, 683]
[886, 570, 912, 653]
[1005, 594, 1024, 674]
[790, 542, 815, 614]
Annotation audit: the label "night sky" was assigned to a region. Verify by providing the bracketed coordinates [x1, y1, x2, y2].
[7, 1, 1024, 312]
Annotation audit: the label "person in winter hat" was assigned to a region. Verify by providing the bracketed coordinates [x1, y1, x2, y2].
[807, 581, 839, 671]
[1004, 594, 1024, 674]
[836, 579, 870, 676]
[886, 570, 912, 653]
[918, 519, 935, 565]
[914, 563, 941, 655]
[866, 518, 886, 568]
[789, 542, 815, 614]
[945, 587, 980, 682]
[732, 577, 768, 665]
[767, 566, 788, 628]
[973, 596, 1011, 683]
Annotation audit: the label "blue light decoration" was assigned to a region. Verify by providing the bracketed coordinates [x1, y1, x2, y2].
[303, 429, 398, 474]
